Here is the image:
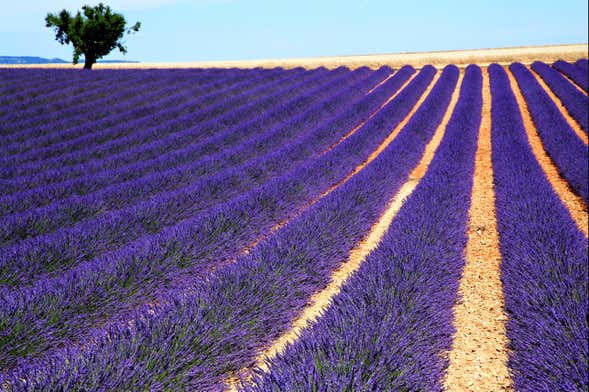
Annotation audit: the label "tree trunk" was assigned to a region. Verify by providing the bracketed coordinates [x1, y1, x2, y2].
[83, 56, 95, 69]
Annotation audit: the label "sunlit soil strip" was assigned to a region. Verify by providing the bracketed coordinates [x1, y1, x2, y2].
[324, 71, 440, 186]
[239, 71, 429, 257]
[226, 71, 463, 392]
[507, 68, 589, 237]
[365, 70, 395, 94]
[444, 68, 512, 392]
[321, 71, 418, 155]
[527, 66, 588, 145]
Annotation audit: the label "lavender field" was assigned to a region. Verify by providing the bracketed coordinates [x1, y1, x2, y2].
[0, 61, 587, 391]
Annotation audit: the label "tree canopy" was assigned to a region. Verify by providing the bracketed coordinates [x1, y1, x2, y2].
[45, 3, 141, 69]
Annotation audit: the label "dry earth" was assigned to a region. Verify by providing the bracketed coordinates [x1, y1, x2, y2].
[444, 69, 512, 392]
[1, 43, 587, 70]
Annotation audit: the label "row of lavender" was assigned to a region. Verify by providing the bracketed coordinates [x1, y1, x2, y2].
[0, 63, 426, 371]
[244, 62, 588, 391]
[0, 68, 359, 246]
[243, 63, 588, 390]
[0, 62, 448, 390]
[4, 60, 586, 202]
[1, 59, 580, 181]
[0, 59, 587, 390]
[246, 62, 482, 392]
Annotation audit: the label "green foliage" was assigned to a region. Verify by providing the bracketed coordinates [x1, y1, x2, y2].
[45, 3, 141, 69]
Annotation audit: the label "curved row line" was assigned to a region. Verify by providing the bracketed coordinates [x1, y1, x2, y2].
[444, 68, 512, 391]
[0, 69, 349, 216]
[1, 69, 232, 144]
[0, 68, 373, 246]
[0, 66, 420, 370]
[0, 68, 301, 188]
[0, 65, 437, 390]
[531, 62, 588, 137]
[0, 68, 288, 169]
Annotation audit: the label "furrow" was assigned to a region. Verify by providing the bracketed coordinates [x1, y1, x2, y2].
[241, 64, 475, 392]
[321, 71, 418, 156]
[231, 70, 463, 391]
[506, 68, 588, 237]
[509, 63, 588, 204]
[444, 68, 512, 391]
[0, 66, 438, 390]
[365, 70, 396, 94]
[528, 66, 588, 144]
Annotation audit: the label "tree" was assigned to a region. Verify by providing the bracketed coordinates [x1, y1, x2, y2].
[45, 3, 141, 69]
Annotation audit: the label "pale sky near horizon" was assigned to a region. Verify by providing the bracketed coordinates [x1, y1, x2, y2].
[1, 0, 588, 62]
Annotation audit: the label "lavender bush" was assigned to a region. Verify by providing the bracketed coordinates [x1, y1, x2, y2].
[532, 61, 587, 133]
[245, 64, 479, 392]
[489, 64, 588, 391]
[552, 59, 588, 92]
[510, 62, 588, 203]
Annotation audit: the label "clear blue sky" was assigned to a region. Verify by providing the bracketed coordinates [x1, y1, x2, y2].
[2, 0, 588, 62]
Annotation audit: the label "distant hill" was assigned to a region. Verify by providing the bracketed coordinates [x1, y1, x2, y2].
[0, 56, 68, 64]
[0, 56, 139, 64]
